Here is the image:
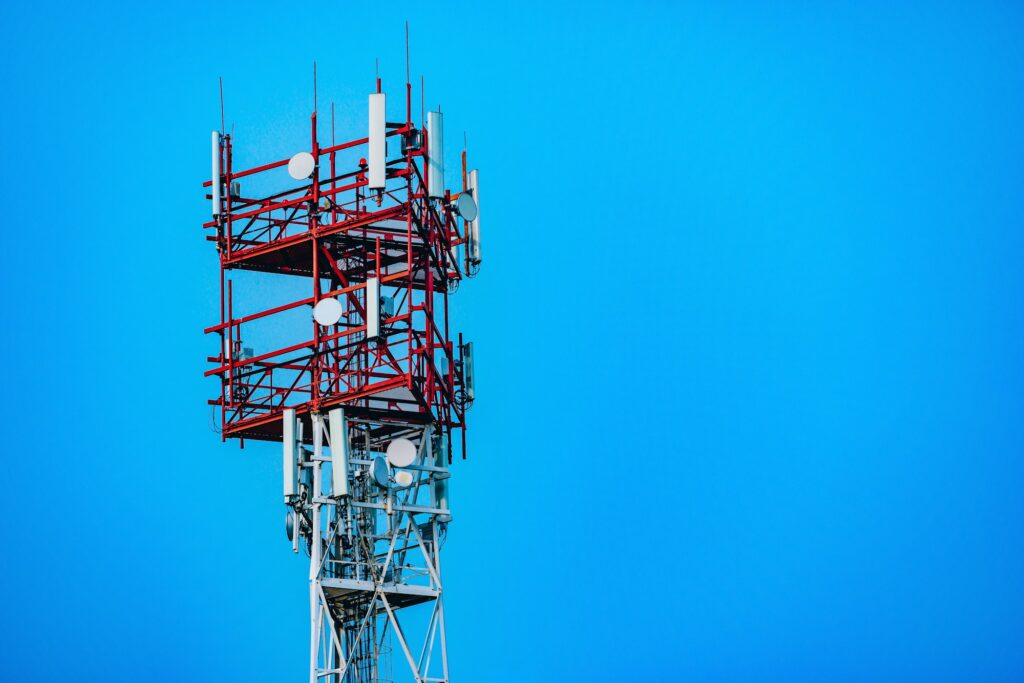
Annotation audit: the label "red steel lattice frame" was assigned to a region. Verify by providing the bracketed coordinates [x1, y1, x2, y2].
[202, 81, 473, 460]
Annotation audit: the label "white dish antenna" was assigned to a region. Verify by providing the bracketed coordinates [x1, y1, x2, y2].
[370, 455, 391, 488]
[313, 297, 343, 326]
[394, 470, 415, 488]
[455, 192, 478, 222]
[288, 151, 316, 180]
[386, 438, 417, 468]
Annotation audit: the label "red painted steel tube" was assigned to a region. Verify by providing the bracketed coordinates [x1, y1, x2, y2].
[201, 126, 411, 187]
[205, 296, 315, 334]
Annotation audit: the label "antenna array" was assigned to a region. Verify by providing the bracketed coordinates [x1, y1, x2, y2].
[203, 53, 482, 682]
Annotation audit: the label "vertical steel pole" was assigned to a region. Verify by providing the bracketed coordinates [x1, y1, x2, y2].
[310, 412, 323, 683]
[434, 517, 450, 681]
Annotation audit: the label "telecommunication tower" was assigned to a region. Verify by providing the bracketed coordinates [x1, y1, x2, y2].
[202, 53, 481, 682]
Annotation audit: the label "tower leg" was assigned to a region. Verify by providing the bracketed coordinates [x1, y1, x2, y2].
[310, 413, 323, 683]
[294, 415, 452, 682]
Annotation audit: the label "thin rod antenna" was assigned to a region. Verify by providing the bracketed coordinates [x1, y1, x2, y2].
[421, 75, 425, 127]
[313, 61, 318, 115]
[331, 102, 335, 147]
[219, 77, 225, 135]
[405, 22, 412, 123]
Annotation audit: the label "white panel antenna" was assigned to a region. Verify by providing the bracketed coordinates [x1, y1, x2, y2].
[368, 93, 386, 190]
[427, 111, 444, 198]
[433, 434, 449, 514]
[211, 131, 221, 217]
[283, 408, 298, 501]
[366, 277, 381, 339]
[463, 342, 475, 402]
[468, 169, 481, 265]
[328, 408, 350, 497]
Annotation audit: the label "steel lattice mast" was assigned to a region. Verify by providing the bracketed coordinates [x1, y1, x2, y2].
[202, 63, 480, 682]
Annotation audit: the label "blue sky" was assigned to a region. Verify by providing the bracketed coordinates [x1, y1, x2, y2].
[1, 1, 1023, 681]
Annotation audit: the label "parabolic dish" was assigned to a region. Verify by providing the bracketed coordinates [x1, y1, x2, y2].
[288, 151, 316, 180]
[370, 455, 391, 489]
[456, 191, 478, 222]
[394, 470, 415, 488]
[386, 438, 417, 468]
[313, 297, 343, 326]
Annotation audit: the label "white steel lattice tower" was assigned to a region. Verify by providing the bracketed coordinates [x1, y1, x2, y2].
[287, 409, 454, 682]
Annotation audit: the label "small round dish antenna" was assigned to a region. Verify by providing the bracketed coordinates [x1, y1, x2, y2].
[394, 470, 415, 488]
[370, 456, 391, 489]
[288, 151, 316, 180]
[455, 192, 478, 222]
[386, 438, 417, 468]
[285, 511, 295, 542]
[313, 297, 343, 326]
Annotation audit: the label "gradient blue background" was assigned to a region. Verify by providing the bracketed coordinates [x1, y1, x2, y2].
[2, 1, 1023, 681]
